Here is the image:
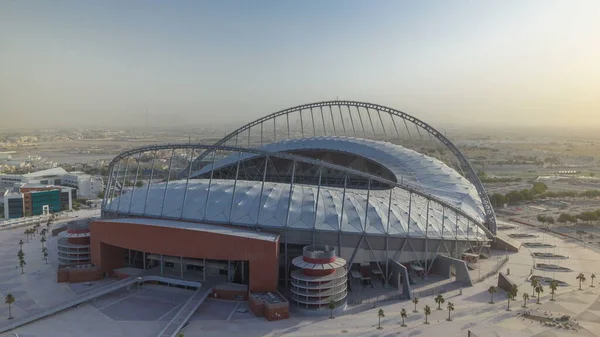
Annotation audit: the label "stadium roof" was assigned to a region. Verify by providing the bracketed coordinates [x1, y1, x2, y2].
[106, 179, 487, 240]
[191, 137, 485, 222]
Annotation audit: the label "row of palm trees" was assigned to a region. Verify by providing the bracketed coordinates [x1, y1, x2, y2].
[376, 295, 455, 329]
[5, 224, 53, 319]
[328, 294, 456, 329]
[485, 272, 597, 312]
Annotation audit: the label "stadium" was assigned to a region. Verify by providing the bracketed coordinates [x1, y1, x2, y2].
[94, 101, 496, 311]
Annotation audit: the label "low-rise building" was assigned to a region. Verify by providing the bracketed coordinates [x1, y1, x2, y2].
[0, 167, 103, 199]
[61, 172, 103, 198]
[2, 184, 73, 219]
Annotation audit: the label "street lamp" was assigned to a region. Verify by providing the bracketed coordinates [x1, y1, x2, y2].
[137, 277, 142, 291]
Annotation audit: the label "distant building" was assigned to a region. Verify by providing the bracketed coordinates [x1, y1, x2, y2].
[0, 151, 15, 160]
[2, 184, 73, 219]
[0, 167, 103, 199]
[61, 172, 103, 198]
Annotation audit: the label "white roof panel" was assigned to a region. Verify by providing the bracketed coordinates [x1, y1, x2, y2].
[106, 180, 487, 240]
[190, 137, 485, 222]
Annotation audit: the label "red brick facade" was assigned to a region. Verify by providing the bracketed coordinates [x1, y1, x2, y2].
[89, 220, 280, 292]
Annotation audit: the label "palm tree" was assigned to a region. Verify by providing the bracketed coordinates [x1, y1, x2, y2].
[42, 247, 48, 264]
[377, 308, 385, 329]
[424, 305, 431, 324]
[522, 293, 529, 308]
[40, 235, 46, 249]
[5, 293, 15, 319]
[17, 249, 25, 274]
[535, 284, 544, 304]
[24, 229, 29, 243]
[506, 291, 514, 311]
[435, 294, 445, 310]
[591, 273, 596, 287]
[412, 297, 419, 313]
[549, 280, 558, 301]
[576, 273, 586, 290]
[328, 300, 335, 319]
[18, 240, 24, 250]
[447, 302, 454, 321]
[400, 308, 407, 327]
[531, 278, 539, 297]
[488, 286, 497, 304]
[506, 285, 518, 311]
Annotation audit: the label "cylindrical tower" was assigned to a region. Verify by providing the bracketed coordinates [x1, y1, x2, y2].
[290, 245, 347, 311]
[57, 220, 91, 266]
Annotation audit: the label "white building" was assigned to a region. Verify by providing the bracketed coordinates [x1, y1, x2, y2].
[61, 172, 104, 198]
[0, 167, 103, 199]
[0, 174, 25, 188]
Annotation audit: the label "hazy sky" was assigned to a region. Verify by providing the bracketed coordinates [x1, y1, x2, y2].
[1, 1, 599, 128]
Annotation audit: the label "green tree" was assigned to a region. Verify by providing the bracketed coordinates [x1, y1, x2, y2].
[507, 285, 518, 311]
[40, 235, 46, 249]
[5, 293, 15, 319]
[447, 302, 454, 321]
[400, 308, 407, 327]
[377, 308, 385, 329]
[488, 286, 497, 304]
[24, 229, 30, 243]
[412, 297, 419, 313]
[328, 300, 335, 319]
[549, 280, 558, 301]
[435, 294, 445, 310]
[531, 279, 539, 297]
[591, 273, 596, 287]
[522, 293, 529, 308]
[424, 305, 431, 324]
[535, 284, 543, 304]
[490, 193, 507, 207]
[135, 181, 144, 188]
[42, 247, 48, 264]
[17, 249, 25, 274]
[537, 215, 546, 225]
[532, 182, 548, 195]
[18, 239, 23, 250]
[576, 273, 586, 290]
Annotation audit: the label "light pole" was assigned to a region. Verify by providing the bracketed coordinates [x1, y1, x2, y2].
[137, 277, 142, 292]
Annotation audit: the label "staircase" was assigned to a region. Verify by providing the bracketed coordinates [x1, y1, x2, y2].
[157, 289, 212, 337]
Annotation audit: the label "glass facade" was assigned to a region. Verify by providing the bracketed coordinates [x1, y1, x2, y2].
[8, 198, 23, 218]
[30, 190, 61, 215]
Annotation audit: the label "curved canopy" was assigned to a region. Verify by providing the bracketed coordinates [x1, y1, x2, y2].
[105, 179, 487, 241]
[184, 100, 496, 233]
[191, 137, 486, 223]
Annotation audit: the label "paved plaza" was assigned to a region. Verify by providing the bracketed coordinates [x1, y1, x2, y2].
[1, 214, 599, 336]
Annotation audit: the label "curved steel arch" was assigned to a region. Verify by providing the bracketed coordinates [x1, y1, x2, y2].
[103, 143, 494, 238]
[183, 100, 496, 233]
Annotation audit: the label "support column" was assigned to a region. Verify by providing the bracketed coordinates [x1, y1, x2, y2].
[180, 256, 183, 279]
[203, 258, 206, 281]
[143, 252, 146, 270]
[160, 254, 164, 275]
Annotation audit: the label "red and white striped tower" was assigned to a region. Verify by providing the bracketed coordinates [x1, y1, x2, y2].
[290, 245, 347, 311]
